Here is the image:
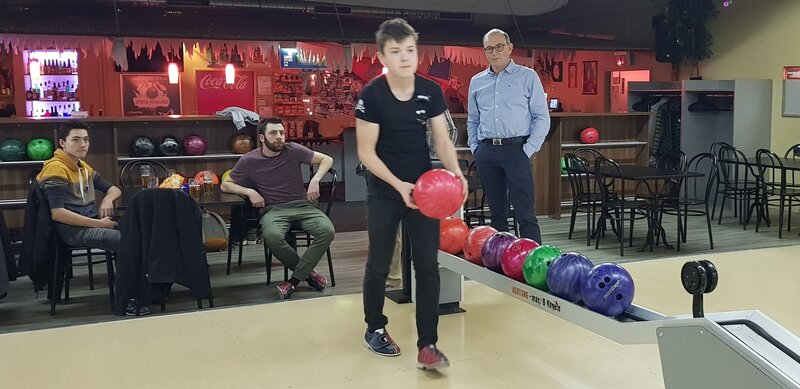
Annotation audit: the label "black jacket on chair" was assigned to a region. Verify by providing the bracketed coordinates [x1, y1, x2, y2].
[19, 184, 59, 295]
[115, 189, 211, 315]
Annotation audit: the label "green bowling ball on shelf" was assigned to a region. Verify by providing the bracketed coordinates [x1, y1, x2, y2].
[560, 156, 567, 174]
[26, 138, 55, 160]
[522, 245, 563, 292]
[0, 139, 27, 161]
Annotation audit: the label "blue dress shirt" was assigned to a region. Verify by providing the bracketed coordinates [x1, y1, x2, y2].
[467, 60, 551, 158]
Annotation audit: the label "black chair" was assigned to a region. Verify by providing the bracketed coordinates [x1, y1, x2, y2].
[51, 230, 116, 315]
[573, 147, 604, 163]
[710, 141, 732, 160]
[659, 153, 717, 251]
[783, 143, 800, 190]
[639, 151, 686, 245]
[709, 141, 732, 220]
[266, 169, 338, 287]
[463, 160, 492, 228]
[226, 200, 268, 275]
[118, 160, 169, 188]
[22, 183, 116, 315]
[563, 153, 602, 246]
[593, 157, 649, 256]
[636, 151, 687, 201]
[717, 145, 762, 228]
[756, 149, 800, 238]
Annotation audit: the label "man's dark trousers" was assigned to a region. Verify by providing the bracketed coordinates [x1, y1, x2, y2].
[474, 143, 542, 243]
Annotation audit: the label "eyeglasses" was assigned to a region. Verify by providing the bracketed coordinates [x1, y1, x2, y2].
[483, 43, 507, 54]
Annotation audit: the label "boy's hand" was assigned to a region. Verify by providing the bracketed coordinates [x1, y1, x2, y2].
[456, 173, 469, 204]
[394, 181, 419, 210]
[97, 216, 118, 229]
[99, 197, 115, 218]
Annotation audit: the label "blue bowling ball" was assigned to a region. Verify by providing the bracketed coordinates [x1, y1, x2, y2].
[546, 252, 594, 303]
[581, 263, 635, 316]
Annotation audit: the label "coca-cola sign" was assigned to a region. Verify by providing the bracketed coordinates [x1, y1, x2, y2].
[196, 69, 255, 114]
[199, 74, 249, 90]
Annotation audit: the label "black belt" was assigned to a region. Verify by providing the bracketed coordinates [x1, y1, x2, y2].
[480, 136, 528, 146]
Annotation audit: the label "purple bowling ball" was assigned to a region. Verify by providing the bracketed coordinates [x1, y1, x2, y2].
[481, 232, 516, 272]
[547, 252, 594, 303]
[183, 134, 208, 155]
[580, 263, 635, 317]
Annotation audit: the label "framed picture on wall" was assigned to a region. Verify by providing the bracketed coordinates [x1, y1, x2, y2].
[568, 62, 577, 89]
[120, 73, 182, 116]
[551, 61, 563, 82]
[582, 61, 598, 95]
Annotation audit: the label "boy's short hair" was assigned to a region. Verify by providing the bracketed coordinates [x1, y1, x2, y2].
[376, 18, 419, 53]
[57, 120, 90, 141]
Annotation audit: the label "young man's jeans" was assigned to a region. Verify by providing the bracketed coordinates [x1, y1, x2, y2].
[56, 223, 120, 253]
[362, 193, 441, 349]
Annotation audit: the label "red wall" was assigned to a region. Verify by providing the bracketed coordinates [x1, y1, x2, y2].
[12, 46, 672, 136]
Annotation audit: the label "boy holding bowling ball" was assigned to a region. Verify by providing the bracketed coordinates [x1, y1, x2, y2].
[355, 18, 467, 370]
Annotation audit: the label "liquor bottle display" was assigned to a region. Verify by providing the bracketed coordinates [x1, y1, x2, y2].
[23, 49, 81, 117]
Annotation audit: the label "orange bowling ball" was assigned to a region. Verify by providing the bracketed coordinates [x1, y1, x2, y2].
[463, 225, 498, 265]
[231, 134, 255, 154]
[194, 170, 220, 185]
[439, 217, 470, 254]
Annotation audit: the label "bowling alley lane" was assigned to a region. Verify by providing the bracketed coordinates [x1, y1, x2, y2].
[0, 246, 797, 388]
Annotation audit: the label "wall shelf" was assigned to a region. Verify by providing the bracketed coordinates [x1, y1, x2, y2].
[0, 160, 45, 166]
[118, 153, 244, 162]
[561, 141, 647, 148]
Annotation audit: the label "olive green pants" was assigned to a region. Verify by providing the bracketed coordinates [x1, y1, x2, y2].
[260, 200, 335, 281]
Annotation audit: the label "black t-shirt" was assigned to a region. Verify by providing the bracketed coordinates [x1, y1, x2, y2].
[355, 74, 447, 198]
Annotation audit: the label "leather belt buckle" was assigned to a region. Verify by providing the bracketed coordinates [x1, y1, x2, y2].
[492, 138, 502, 146]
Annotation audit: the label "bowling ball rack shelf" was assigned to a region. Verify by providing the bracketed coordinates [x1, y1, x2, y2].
[437, 251, 800, 389]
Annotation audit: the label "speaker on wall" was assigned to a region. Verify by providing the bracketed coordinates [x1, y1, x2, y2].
[653, 14, 680, 63]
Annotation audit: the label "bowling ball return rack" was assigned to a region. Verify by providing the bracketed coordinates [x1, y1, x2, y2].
[432, 250, 800, 388]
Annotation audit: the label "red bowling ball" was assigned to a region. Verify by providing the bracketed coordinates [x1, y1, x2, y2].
[413, 169, 463, 219]
[439, 217, 470, 254]
[501, 238, 540, 282]
[463, 226, 497, 265]
[580, 127, 599, 144]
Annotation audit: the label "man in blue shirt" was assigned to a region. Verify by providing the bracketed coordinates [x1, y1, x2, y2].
[467, 29, 550, 243]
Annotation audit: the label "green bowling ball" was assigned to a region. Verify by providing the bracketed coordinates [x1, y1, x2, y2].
[560, 157, 567, 174]
[0, 139, 27, 161]
[26, 138, 54, 160]
[522, 245, 563, 291]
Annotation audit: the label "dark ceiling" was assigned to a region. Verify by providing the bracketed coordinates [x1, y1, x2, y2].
[0, 0, 668, 50]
